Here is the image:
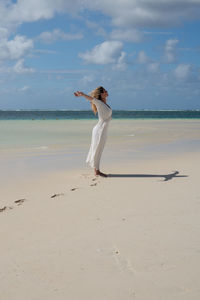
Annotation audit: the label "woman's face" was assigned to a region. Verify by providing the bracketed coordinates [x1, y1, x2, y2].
[101, 89, 108, 98]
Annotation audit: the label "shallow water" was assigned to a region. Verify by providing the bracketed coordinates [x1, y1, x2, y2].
[1, 119, 200, 179]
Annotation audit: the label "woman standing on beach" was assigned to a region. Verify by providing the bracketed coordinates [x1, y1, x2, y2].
[74, 86, 112, 177]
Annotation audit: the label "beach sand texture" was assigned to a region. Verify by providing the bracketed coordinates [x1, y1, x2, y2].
[0, 119, 200, 300]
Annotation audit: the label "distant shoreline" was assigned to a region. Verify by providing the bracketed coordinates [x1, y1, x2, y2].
[0, 109, 200, 112]
[1, 110, 200, 120]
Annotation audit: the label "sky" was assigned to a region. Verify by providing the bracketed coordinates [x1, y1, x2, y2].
[0, 0, 200, 110]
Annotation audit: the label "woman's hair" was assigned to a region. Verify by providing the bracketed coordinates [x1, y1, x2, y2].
[89, 86, 105, 115]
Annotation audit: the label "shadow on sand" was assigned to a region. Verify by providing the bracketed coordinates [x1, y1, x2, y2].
[107, 171, 188, 182]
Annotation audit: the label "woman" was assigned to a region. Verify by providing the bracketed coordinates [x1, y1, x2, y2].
[74, 86, 112, 177]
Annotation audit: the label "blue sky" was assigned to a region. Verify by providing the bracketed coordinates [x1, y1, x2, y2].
[0, 0, 200, 110]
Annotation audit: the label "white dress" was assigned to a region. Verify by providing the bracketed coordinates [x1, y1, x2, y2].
[86, 98, 112, 170]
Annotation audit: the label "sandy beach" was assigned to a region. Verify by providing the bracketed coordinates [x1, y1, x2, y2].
[1, 119, 200, 300]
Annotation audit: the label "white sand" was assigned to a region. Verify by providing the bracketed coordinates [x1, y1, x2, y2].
[1, 120, 200, 299]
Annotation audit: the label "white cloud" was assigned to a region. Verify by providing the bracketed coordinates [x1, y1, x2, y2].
[0, 27, 9, 39]
[0, 35, 33, 61]
[137, 51, 149, 64]
[164, 38, 179, 63]
[0, 58, 35, 74]
[38, 29, 83, 44]
[80, 74, 95, 85]
[113, 51, 127, 70]
[18, 85, 30, 92]
[1, 0, 82, 30]
[79, 41, 124, 65]
[110, 28, 143, 42]
[13, 59, 35, 74]
[174, 64, 191, 80]
[136, 50, 160, 73]
[0, 33, 34, 74]
[91, 0, 200, 28]
[1, 0, 200, 34]
[147, 62, 160, 73]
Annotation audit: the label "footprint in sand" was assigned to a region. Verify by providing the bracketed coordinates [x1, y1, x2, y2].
[0, 199, 26, 213]
[90, 177, 101, 186]
[51, 188, 79, 198]
[70, 188, 78, 191]
[51, 193, 64, 198]
[90, 183, 97, 187]
[0, 206, 15, 213]
[0, 206, 7, 213]
[14, 199, 26, 206]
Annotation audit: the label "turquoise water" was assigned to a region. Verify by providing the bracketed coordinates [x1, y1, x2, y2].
[0, 119, 200, 178]
[0, 110, 200, 120]
[1, 118, 200, 153]
[0, 120, 90, 150]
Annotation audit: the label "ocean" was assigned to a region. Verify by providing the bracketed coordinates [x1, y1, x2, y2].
[0, 110, 200, 120]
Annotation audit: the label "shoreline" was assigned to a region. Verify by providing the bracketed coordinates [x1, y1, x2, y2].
[1, 119, 200, 181]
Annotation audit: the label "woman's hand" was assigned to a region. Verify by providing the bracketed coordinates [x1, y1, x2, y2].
[74, 91, 84, 97]
[74, 91, 93, 101]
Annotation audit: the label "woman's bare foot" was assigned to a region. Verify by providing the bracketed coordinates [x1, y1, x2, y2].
[95, 169, 108, 177]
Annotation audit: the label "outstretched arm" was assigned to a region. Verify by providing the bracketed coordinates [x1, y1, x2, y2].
[74, 91, 93, 101]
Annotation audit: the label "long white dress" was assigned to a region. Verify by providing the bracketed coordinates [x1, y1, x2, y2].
[86, 98, 112, 170]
